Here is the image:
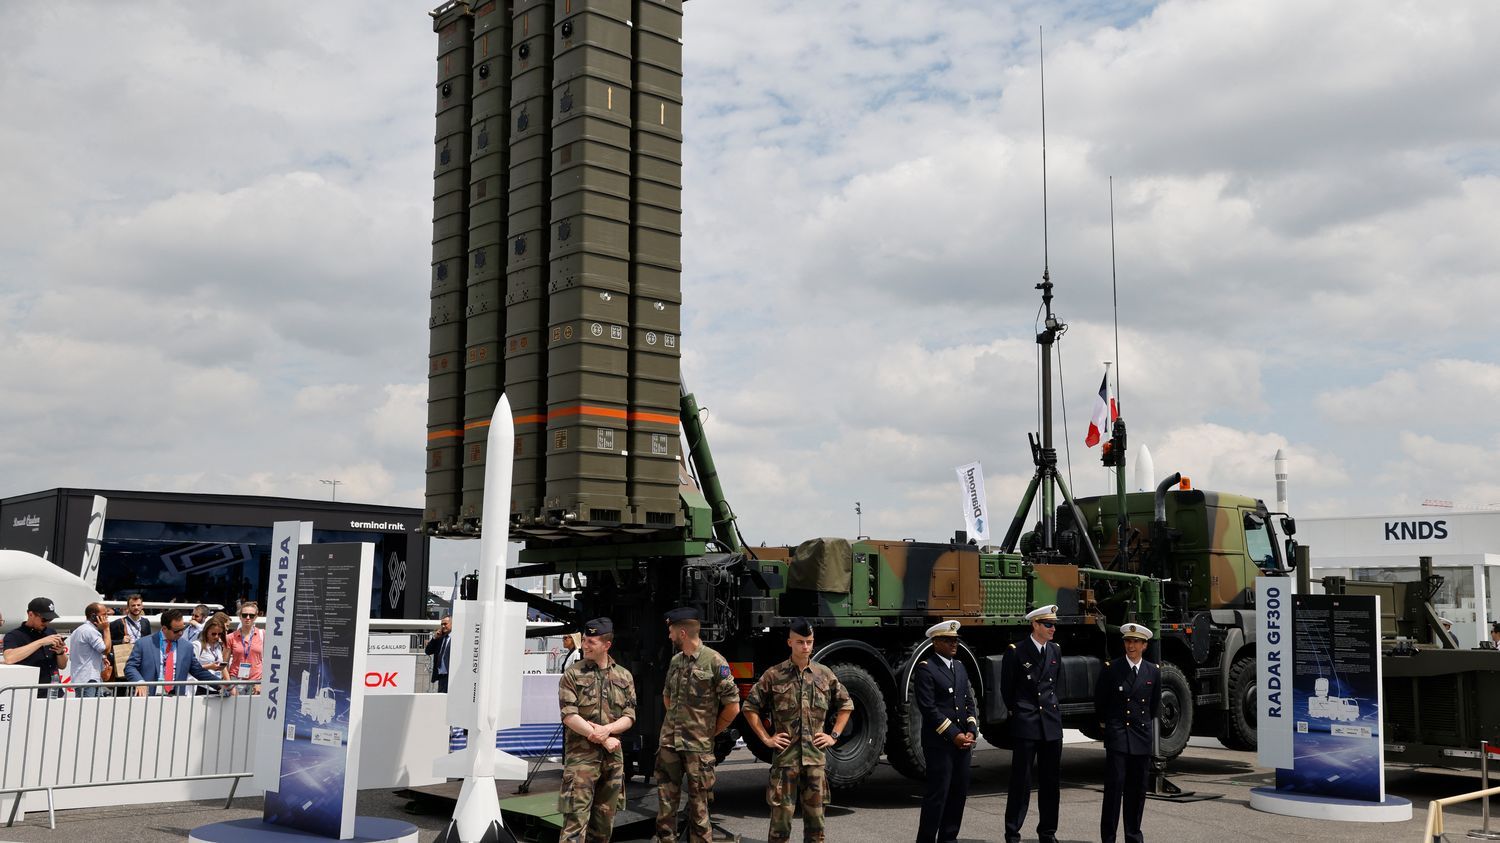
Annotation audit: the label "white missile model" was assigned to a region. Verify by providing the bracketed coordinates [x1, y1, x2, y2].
[434, 395, 528, 843]
[1132, 443, 1156, 493]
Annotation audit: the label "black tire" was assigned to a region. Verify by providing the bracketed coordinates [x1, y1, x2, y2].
[1218, 656, 1257, 751]
[713, 728, 738, 765]
[741, 715, 777, 765]
[1156, 662, 1194, 759]
[979, 721, 1014, 752]
[824, 662, 887, 789]
[1077, 719, 1105, 742]
[886, 676, 926, 780]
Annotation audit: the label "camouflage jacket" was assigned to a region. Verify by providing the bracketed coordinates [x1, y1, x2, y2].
[558, 657, 636, 762]
[743, 659, 853, 767]
[659, 644, 740, 752]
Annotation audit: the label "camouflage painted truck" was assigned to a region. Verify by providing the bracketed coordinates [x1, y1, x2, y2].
[508, 393, 1299, 787]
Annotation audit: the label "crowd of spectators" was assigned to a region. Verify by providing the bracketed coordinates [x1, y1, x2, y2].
[0, 593, 264, 697]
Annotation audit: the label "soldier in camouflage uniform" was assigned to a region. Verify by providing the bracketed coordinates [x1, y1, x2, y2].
[743, 618, 854, 843]
[656, 607, 741, 843]
[558, 617, 637, 843]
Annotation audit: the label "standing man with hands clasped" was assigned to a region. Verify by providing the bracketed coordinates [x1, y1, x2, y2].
[1002, 604, 1064, 843]
[914, 620, 976, 843]
[1096, 622, 1161, 843]
[656, 607, 740, 843]
[743, 618, 854, 843]
[557, 617, 636, 843]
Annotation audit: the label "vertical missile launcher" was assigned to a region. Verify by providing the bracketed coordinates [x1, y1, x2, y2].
[506, 0, 553, 524]
[422, 6, 1310, 815]
[462, 0, 512, 528]
[427, 0, 685, 537]
[426, 2, 477, 534]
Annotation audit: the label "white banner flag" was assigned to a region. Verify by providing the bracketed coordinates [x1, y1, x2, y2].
[955, 462, 991, 542]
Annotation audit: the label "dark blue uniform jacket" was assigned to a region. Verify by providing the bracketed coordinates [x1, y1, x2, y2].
[914, 654, 976, 743]
[1001, 638, 1063, 741]
[1094, 657, 1162, 755]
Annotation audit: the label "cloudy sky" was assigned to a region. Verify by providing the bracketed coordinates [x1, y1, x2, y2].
[2, 0, 1498, 580]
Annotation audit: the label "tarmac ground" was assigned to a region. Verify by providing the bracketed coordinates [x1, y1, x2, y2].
[3, 739, 1497, 842]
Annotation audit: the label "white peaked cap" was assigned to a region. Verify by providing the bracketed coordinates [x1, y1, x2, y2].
[925, 620, 961, 639]
[1025, 605, 1059, 622]
[1121, 622, 1153, 641]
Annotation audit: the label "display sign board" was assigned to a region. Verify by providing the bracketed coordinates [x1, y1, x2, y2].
[363, 653, 416, 695]
[1275, 593, 1384, 802]
[1256, 576, 1294, 770]
[263, 542, 374, 839]
[255, 520, 311, 792]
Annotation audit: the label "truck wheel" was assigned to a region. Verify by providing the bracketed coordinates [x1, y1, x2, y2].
[741, 716, 777, 765]
[979, 722, 1014, 752]
[1156, 662, 1193, 759]
[824, 663, 887, 789]
[713, 728, 738, 764]
[886, 687, 927, 780]
[1218, 657, 1257, 751]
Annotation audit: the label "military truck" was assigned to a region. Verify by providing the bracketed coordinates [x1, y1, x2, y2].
[417, 0, 1303, 793]
[1324, 557, 1500, 769]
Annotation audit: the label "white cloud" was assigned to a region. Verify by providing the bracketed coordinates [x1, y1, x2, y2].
[1, 0, 1497, 590]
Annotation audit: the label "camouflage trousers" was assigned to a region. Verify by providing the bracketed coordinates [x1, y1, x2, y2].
[767, 763, 827, 843]
[655, 747, 717, 843]
[559, 753, 626, 843]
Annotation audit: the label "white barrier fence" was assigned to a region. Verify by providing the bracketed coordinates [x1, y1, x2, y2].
[0, 664, 450, 830]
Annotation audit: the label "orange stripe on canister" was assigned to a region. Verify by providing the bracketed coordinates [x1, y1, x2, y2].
[548, 405, 628, 421]
[628, 411, 679, 426]
[427, 429, 463, 441]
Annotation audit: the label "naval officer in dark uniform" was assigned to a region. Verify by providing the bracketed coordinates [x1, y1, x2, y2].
[1095, 622, 1161, 843]
[913, 620, 976, 843]
[1001, 604, 1063, 843]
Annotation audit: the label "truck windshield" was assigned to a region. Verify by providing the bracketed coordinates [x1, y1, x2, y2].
[1245, 518, 1277, 571]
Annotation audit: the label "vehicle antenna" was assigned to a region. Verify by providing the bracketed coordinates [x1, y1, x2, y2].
[1110, 176, 1121, 415]
[1000, 29, 1101, 569]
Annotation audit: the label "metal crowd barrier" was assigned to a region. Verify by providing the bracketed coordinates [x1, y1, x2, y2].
[0, 679, 260, 830]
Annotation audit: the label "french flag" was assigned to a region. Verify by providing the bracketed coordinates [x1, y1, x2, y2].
[1085, 370, 1118, 448]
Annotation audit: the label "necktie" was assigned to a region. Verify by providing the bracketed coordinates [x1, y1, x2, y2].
[164, 641, 175, 695]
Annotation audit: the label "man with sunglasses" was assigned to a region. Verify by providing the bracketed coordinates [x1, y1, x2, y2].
[1001, 605, 1063, 843]
[124, 609, 221, 696]
[226, 601, 264, 695]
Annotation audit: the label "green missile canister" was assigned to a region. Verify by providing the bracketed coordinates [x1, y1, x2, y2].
[460, 0, 514, 529]
[426, 1, 476, 534]
[504, 0, 554, 524]
[626, 0, 684, 526]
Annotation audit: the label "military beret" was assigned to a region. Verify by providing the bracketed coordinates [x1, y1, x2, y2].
[787, 617, 814, 637]
[1025, 605, 1059, 622]
[663, 607, 700, 625]
[582, 617, 613, 637]
[925, 620, 961, 639]
[1120, 622, 1152, 641]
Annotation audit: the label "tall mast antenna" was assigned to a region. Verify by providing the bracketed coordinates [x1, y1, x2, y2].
[1110, 177, 1121, 414]
[1040, 27, 1051, 295]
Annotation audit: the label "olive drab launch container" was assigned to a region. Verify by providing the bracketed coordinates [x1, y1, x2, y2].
[428, 0, 686, 536]
[426, 2, 477, 533]
[545, 0, 635, 525]
[506, 0, 554, 524]
[461, 0, 513, 529]
[628, 0, 684, 527]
